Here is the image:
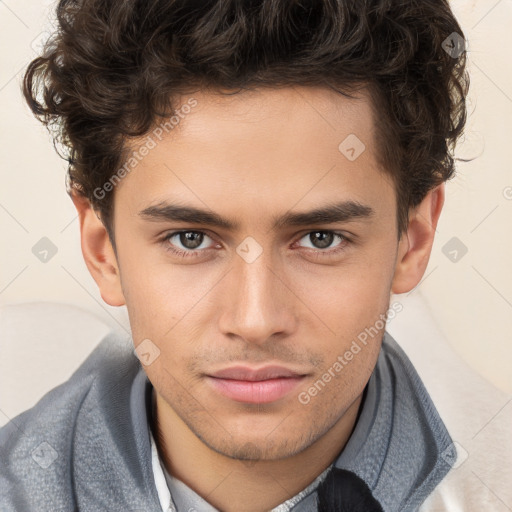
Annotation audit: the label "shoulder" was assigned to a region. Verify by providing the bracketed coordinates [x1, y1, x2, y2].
[0, 330, 139, 511]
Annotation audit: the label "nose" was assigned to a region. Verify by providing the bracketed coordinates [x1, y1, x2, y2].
[218, 246, 298, 346]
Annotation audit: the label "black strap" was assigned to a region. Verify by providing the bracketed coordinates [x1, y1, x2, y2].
[316, 467, 384, 512]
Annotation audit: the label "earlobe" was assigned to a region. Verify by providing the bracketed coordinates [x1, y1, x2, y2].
[391, 184, 445, 295]
[70, 191, 126, 307]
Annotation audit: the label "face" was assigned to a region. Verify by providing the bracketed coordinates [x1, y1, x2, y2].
[111, 86, 401, 461]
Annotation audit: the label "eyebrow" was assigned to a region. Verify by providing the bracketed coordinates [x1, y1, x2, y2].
[138, 200, 375, 231]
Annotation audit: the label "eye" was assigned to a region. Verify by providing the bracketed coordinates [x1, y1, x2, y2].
[160, 230, 217, 258]
[295, 231, 349, 254]
[159, 229, 351, 260]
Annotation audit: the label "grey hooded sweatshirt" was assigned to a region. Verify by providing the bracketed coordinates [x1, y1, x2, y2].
[0, 330, 454, 511]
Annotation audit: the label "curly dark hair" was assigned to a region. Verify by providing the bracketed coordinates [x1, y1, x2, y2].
[23, 0, 469, 248]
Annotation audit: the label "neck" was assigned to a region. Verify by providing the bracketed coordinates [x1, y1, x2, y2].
[152, 391, 365, 512]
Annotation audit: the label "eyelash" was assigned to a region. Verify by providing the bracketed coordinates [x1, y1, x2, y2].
[159, 230, 351, 259]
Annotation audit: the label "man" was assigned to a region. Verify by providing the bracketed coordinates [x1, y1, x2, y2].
[0, 0, 475, 510]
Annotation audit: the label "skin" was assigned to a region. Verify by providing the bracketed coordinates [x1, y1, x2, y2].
[72, 85, 444, 512]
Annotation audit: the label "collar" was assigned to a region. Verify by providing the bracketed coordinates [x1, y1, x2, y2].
[334, 331, 455, 510]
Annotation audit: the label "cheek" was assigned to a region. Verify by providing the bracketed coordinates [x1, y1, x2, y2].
[298, 256, 395, 339]
[118, 243, 202, 322]
[119, 229, 396, 351]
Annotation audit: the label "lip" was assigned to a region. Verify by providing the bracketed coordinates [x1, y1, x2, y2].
[209, 365, 304, 381]
[206, 365, 308, 404]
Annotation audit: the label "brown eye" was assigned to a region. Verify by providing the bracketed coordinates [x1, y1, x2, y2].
[298, 231, 345, 250]
[309, 231, 335, 249]
[178, 231, 205, 249]
[161, 230, 216, 257]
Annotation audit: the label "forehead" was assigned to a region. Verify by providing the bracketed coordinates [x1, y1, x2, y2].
[165, 85, 377, 153]
[114, 85, 395, 228]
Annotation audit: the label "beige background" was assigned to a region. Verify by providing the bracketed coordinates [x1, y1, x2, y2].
[0, 0, 511, 394]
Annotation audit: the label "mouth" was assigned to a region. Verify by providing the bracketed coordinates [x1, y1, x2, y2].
[206, 365, 308, 404]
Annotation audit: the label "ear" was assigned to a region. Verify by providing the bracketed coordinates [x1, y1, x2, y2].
[391, 183, 445, 294]
[70, 191, 126, 306]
